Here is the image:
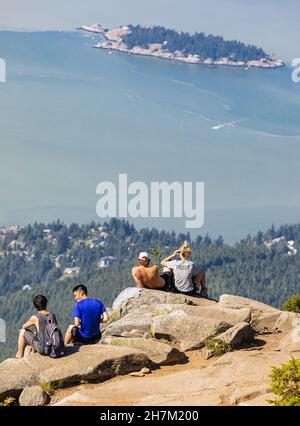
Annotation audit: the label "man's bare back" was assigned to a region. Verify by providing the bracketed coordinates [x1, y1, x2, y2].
[132, 265, 165, 289]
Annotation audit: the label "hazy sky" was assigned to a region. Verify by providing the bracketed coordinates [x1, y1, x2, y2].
[0, 1, 298, 62]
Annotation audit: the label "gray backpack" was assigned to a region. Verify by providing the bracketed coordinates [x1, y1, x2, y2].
[42, 313, 65, 358]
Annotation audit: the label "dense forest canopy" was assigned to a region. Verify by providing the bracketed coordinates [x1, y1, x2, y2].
[122, 25, 268, 61]
[0, 219, 300, 360]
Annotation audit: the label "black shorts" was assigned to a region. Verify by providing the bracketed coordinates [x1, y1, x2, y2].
[160, 271, 175, 292]
[172, 285, 198, 296]
[71, 326, 101, 345]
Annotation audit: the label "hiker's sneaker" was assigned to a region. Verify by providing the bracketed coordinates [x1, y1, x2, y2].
[200, 287, 208, 298]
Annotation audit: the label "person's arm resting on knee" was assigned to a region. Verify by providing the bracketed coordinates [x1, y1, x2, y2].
[22, 316, 37, 331]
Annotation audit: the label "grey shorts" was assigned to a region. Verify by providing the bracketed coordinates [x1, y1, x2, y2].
[23, 330, 41, 352]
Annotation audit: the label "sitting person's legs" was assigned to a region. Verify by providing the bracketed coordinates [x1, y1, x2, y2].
[64, 324, 75, 346]
[192, 270, 208, 297]
[160, 269, 175, 292]
[16, 329, 37, 359]
[65, 325, 101, 346]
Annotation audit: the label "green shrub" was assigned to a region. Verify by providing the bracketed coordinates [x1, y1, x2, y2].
[204, 337, 232, 357]
[149, 247, 163, 271]
[38, 379, 64, 396]
[282, 294, 300, 313]
[268, 356, 300, 406]
[38, 381, 54, 396]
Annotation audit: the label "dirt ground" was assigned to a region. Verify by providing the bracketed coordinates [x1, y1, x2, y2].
[50, 331, 285, 406]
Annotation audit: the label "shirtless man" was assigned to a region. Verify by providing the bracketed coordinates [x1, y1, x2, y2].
[132, 252, 172, 290]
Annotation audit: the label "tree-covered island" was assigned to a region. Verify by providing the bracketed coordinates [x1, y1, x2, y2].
[80, 23, 284, 68]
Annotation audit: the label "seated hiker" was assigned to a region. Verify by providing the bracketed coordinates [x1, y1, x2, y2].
[16, 294, 64, 359]
[161, 241, 208, 297]
[132, 251, 174, 291]
[64, 284, 108, 346]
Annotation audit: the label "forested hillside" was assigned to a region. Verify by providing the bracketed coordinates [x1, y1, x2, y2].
[0, 219, 300, 361]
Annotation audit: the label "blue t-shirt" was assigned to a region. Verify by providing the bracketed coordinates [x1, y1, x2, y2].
[72, 298, 106, 339]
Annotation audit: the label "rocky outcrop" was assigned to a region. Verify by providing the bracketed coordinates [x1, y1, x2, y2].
[103, 289, 253, 352]
[151, 310, 231, 351]
[0, 345, 152, 401]
[218, 294, 284, 334]
[54, 350, 292, 406]
[1, 287, 300, 406]
[110, 287, 212, 317]
[101, 336, 187, 365]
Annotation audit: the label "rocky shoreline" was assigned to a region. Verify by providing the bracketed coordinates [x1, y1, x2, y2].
[80, 24, 285, 69]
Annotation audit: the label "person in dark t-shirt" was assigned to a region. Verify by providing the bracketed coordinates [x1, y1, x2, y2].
[64, 285, 108, 345]
[16, 294, 62, 359]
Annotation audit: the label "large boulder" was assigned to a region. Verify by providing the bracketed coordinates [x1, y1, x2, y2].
[0, 345, 152, 401]
[37, 345, 152, 387]
[103, 301, 251, 345]
[251, 312, 282, 333]
[19, 385, 50, 406]
[101, 336, 187, 365]
[0, 358, 36, 400]
[218, 294, 280, 314]
[111, 287, 215, 318]
[102, 306, 155, 337]
[153, 303, 251, 324]
[218, 294, 282, 333]
[274, 311, 300, 331]
[278, 326, 300, 353]
[151, 310, 231, 351]
[217, 322, 254, 348]
[112, 287, 143, 310]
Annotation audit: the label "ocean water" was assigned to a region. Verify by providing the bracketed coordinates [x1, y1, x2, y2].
[0, 30, 300, 242]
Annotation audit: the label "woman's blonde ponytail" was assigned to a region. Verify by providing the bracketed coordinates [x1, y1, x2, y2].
[180, 240, 191, 259]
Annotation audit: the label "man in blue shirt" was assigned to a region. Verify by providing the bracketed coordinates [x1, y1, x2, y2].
[64, 285, 108, 346]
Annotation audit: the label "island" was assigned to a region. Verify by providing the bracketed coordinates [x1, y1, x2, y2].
[79, 23, 284, 69]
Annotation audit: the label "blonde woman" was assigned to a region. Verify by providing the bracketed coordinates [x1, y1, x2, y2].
[161, 241, 208, 297]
